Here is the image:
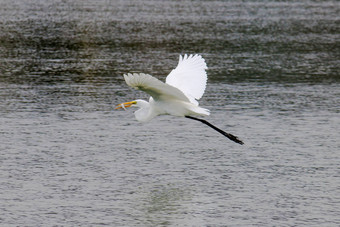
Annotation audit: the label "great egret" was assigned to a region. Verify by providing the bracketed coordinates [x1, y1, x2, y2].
[116, 54, 243, 145]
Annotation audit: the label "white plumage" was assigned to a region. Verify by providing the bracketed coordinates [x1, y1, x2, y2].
[118, 54, 210, 122]
[166, 54, 208, 105]
[123, 73, 190, 103]
[116, 54, 245, 145]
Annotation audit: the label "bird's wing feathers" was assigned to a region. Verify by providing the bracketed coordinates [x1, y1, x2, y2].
[166, 54, 208, 105]
[124, 73, 190, 102]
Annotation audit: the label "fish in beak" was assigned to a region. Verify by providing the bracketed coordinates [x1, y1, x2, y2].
[115, 101, 137, 110]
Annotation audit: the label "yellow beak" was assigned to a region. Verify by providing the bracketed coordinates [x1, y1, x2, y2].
[115, 101, 137, 110]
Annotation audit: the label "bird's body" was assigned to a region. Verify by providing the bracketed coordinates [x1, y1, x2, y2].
[133, 96, 208, 122]
[121, 54, 210, 122]
[116, 54, 244, 144]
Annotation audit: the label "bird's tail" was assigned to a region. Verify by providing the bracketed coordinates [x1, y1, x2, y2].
[187, 105, 210, 116]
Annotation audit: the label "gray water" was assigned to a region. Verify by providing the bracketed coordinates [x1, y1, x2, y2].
[0, 0, 339, 226]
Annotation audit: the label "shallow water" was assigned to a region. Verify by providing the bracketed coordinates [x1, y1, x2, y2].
[0, 0, 339, 226]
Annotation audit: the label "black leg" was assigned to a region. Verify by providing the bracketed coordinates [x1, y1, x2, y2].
[185, 116, 244, 145]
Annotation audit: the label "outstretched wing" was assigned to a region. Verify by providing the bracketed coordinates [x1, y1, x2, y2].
[124, 73, 190, 102]
[166, 54, 208, 105]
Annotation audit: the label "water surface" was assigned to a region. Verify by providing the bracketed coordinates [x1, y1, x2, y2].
[0, 0, 339, 226]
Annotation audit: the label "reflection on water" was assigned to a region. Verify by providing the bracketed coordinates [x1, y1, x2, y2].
[0, 0, 339, 226]
[139, 184, 191, 226]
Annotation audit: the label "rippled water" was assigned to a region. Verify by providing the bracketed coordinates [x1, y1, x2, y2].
[0, 0, 339, 226]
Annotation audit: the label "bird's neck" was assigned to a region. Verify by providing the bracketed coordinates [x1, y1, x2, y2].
[134, 99, 158, 122]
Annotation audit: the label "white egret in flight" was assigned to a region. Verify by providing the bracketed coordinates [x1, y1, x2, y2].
[116, 54, 243, 145]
